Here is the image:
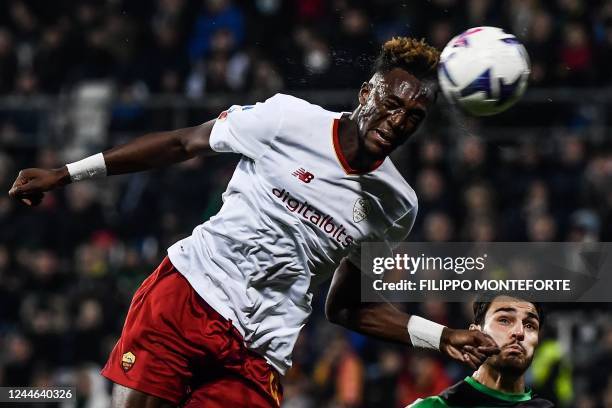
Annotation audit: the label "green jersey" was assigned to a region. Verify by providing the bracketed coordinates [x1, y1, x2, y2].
[408, 376, 554, 407]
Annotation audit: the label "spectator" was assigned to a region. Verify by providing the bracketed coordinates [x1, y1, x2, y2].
[558, 22, 593, 86]
[329, 7, 378, 87]
[397, 353, 453, 407]
[0, 28, 17, 94]
[33, 25, 74, 93]
[423, 212, 455, 242]
[525, 10, 556, 86]
[527, 213, 558, 241]
[454, 136, 489, 185]
[2, 332, 34, 386]
[313, 333, 364, 407]
[188, 0, 244, 61]
[73, 299, 105, 363]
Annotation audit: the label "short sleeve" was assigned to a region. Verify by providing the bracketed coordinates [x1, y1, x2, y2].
[209, 94, 284, 160]
[347, 206, 418, 270]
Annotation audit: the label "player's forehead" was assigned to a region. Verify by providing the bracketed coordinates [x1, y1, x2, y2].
[485, 296, 539, 321]
[375, 68, 435, 105]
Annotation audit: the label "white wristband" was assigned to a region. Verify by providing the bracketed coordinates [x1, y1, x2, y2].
[407, 315, 445, 350]
[66, 153, 107, 182]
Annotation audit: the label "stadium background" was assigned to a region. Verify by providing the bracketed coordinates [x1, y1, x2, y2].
[0, 0, 611, 407]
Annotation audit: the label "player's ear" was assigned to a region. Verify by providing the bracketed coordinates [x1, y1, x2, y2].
[358, 82, 371, 105]
[469, 324, 482, 331]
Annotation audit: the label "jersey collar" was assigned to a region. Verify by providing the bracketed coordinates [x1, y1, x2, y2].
[331, 117, 384, 175]
[465, 376, 533, 402]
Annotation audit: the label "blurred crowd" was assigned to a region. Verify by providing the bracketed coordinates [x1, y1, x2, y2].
[2, 131, 612, 408]
[0, 0, 612, 97]
[1, 0, 612, 407]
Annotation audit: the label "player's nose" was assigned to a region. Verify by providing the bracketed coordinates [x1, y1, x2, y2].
[511, 324, 525, 340]
[389, 110, 405, 127]
[388, 111, 408, 136]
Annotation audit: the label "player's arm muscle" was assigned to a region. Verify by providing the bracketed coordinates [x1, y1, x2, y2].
[104, 119, 216, 175]
[8, 120, 216, 204]
[325, 258, 412, 344]
[326, 258, 501, 369]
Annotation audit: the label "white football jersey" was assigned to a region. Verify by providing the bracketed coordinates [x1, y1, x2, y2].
[168, 94, 418, 374]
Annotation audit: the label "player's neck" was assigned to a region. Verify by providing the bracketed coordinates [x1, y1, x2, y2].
[472, 365, 526, 394]
[338, 115, 379, 172]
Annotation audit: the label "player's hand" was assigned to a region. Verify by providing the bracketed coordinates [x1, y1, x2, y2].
[8, 167, 69, 206]
[439, 328, 500, 370]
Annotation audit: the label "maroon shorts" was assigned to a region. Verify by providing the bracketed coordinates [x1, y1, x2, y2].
[101, 257, 282, 407]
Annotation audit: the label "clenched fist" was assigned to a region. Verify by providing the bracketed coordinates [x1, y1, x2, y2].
[440, 328, 500, 369]
[8, 167, 70, 206]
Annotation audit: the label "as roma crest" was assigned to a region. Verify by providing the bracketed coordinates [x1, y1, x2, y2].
[353, 198, 371, 223]
[121, 351, 136, 372]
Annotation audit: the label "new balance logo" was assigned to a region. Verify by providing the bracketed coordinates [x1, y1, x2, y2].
[292, 168, 314, 183]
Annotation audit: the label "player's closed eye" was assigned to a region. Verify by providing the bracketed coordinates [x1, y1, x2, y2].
[384, 98, 403, 109]
[385, 105, 402, 115]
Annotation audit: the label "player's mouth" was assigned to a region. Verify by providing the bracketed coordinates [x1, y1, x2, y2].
[503, 344, 525, 355]
[372, 129, 394, 147]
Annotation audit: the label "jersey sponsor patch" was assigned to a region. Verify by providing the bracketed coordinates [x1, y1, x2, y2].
[272, 187, 354, 248]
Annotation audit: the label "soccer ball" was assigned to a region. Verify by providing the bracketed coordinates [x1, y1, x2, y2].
[438, 26, 530, 117]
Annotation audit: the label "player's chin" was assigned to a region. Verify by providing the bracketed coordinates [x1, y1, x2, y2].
[499, 354, 531, 371]
[364, 137, 392, 160]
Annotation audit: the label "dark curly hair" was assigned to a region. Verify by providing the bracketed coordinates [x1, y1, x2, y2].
[373, 37, 440, 79]
[473, 295, 544, 329]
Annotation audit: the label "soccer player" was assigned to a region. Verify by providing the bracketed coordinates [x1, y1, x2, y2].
[9, 37, 499, 407]
[408, 295, 554, 407]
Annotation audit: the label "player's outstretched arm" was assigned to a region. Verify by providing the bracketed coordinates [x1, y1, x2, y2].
[8, 120, 215, 206]
[325, 258, 500, 369]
